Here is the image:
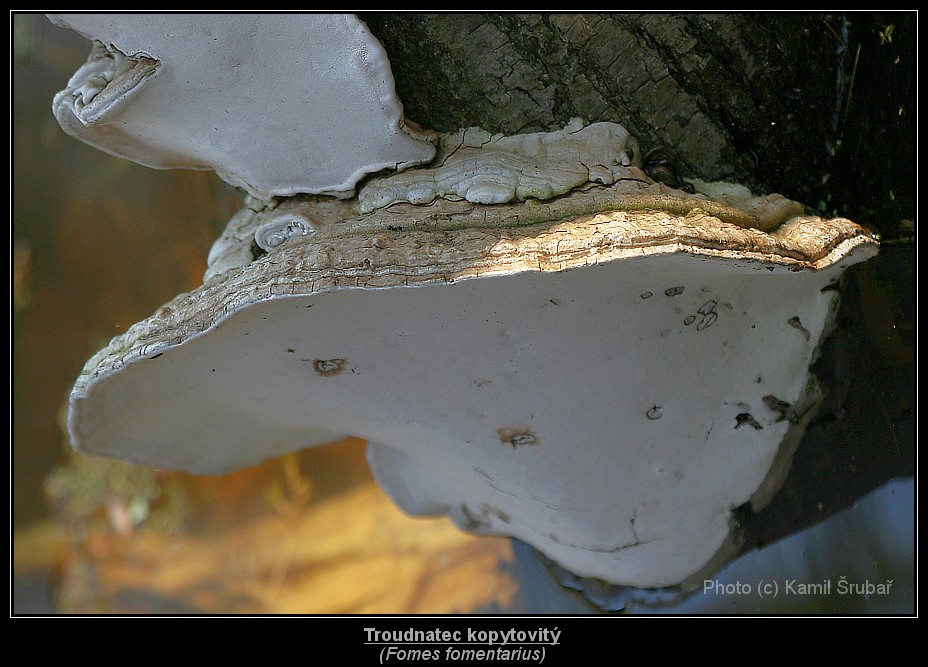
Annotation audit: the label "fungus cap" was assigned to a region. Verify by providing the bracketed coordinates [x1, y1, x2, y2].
[48, 13, 436, 199]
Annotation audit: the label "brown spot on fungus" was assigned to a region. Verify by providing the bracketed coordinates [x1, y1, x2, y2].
[312, 358, 346, 376]
[763, 395, 793, 422]
[497, 427, 538, 448]
[788, 316, 812, 340]
[735, 413, 763, 430]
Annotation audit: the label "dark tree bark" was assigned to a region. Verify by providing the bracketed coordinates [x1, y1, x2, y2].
[363, 11, 916, 575]
[363, 12, 914, 238]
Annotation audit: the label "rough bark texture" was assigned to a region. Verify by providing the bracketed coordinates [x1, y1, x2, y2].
[362, 12, 915, 586]
[363, 13, 914, 239]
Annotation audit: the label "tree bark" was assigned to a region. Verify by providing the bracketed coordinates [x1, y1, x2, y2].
[363, 12, 914, 238]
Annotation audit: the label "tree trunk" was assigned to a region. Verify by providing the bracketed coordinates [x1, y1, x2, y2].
[364, 13, 914, 236]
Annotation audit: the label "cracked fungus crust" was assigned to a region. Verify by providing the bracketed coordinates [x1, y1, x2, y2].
[357, 118, 639, 212]
[78, 201, 875, 386]
[67, 191, 877, 588]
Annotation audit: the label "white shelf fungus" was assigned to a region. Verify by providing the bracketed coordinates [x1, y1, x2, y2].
[49, 13, 436, 200]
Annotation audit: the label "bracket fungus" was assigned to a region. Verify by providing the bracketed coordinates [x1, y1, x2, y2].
[55, 16, 879, 590]
[47, 13, 436, 199]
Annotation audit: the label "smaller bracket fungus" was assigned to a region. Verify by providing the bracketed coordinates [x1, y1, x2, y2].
[48, 13, 436, 200]
[253, 209, 318, 254]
